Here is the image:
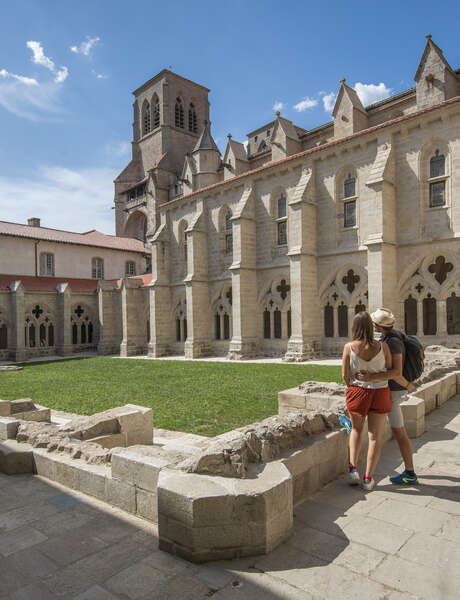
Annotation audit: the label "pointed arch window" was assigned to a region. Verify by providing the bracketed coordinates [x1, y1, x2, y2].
[404, 295, 417, 335]
[153, 97, 160, 128]
[338, 302, 348, 337]
[429, 149, 447, 208]
[423, 295, 437, 335]
[0, 324, 7, 349]
[142, 100, 151, 135]
[175, 98, 184, 128]
[447, 292, 460, 335]
[276, 193, 287, 246]
[225, 210, 233, 254]
[188, 103, 197, 133]
[324, 303, 334, 338]
[342, 173, 357, 228]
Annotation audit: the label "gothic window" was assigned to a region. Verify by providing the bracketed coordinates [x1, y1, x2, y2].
[338, 302, 348, 337]
[81, 323, 87, 344]
[355, 302, 366, 314]
[404, 295, 417, 335]
[447, 293, 460, 335]
[142, 100, 151, 136]
[183, 318, 187, 340]
[223, 313, 230, 340]
[188, 103, 197, 133]
[0, 324, 7, 349]
[215, 313, 221, 340]
[91, 258, 104, 280]
[274, 309, 282, 339]
[39, 253, 54, 276]
[287, 309, 292, 338]
[72, 323, 78, 344]
[48, 324, 54, 347]
[126, 261, 136, 276]
[344, 201, 356, 228]
[146, 320, 150, 343]
[423, 295, 437, 335]
[176, 318, 181, 342]
[341, 172, 357, 228]
[276, 193, 288, 246]
[39, 324, 46, 345]
[175, 98, 184, 128]
[344, 175, 356, 198]
[428, 149, 447, 208]
[263, 309, 271, 339]
[324, 303, 334, 337]
[153, 97, 160, 128]
[29, 323, 36, 348]
[225, 210, 233, 254]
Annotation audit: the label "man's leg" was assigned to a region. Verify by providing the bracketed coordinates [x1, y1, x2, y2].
[388, 390, 417, 482]
[391, 426, 414, 472]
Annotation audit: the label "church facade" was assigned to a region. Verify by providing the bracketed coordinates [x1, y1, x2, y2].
[2, 35, 460, 362]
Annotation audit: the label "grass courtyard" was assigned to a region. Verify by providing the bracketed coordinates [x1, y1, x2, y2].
[0, 357, 342, 437]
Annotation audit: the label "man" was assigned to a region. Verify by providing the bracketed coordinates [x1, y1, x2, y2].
[369, 308, 418, 484]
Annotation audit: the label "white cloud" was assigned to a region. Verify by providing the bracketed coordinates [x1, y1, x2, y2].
[0, 166, 117, 234]
[27, 41, 55, 72]
[272, 101, 284, 111]
[92, 69, 108, 80]
[70, 36, 100, 56]
[0, 69, 38, 86]
[354, 82, 392, 106]
[26, 40, 68, 84]
[105, 141, 131, 158]
[0, 77, 63, 120]
[322, 91, 336, 113]
[293, 96, 318, 112]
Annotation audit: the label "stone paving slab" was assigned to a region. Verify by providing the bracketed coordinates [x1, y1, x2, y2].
[0, 395, 459, 598]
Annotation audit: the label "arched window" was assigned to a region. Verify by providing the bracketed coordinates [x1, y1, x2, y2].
[274, 309, 282, 339]
[188, 103, 197, 133]
[324, 303, 334, 337]
[277, 193, 287, 246]
[225, 210, 233, 254]
[338, 302, 348, 337]
[153, 97, 160, 128]
[72, 323, 78, 344]
[287, 309, 292, 338]
[447, 293, 460, 335]
[429, 149, 446, 207]
[48, 324, 54, 347]
[0, 324, 7, 349]
[343, 173, 357, 228]
[423, 295, 437, 335]
[142, 100, 151, 136]
[175, 98, 184, 128]
[355, 302, 366, 314]
[91, 258, 104, 280]
[404, 295, 417, 335]
[29, 323, 36, 348]
[125, 261, 136, 276]
[39, 324, 46, 346]
[215, 313, 221, 340]
[146, 320, 150, 343]
[81, 323, 87, 344]
[39, 253, 54, 277]
[223, 313, 230, 340]
[263, 309, 271, 339]
[176, 318, 181, 342]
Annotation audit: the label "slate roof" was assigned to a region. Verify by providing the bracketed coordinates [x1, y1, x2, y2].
[193, 121, 220, 153]
[0, 221, 148, 254]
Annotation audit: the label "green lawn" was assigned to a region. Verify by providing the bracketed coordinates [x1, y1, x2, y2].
[0, 358, 342, 437]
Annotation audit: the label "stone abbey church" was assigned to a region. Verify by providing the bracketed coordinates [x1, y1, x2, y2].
[2, 35, 460, 362]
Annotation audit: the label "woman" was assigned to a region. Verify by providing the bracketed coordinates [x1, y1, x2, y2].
[342, 311, 392, 491]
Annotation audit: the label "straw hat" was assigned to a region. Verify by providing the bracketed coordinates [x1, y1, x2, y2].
[370, 308, 395, 327]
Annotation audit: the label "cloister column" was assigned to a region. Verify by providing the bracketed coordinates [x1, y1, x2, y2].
[184, 206, 211, 359]
[285, 166, 321, 361]
[228, 184, 258, 359]
[8, 280, 26, 362]
[97, 281, 122, 355]
[417, 299, 424, 336]
[148, 227, 172, 357]
[365, 135, 400, 323]
[56, 282, 72, 356]
[120, 278, 145, 356]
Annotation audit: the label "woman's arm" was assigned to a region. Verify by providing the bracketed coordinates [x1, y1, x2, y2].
[356, 343, 415, 390]
[342, 343, 351, 387]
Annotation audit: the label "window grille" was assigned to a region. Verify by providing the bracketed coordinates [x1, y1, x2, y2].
[126, 261, 136, 276]
[430, 150, 445, 178]
[153, 99, 160, 128]
[91, 258, 104, 280]
[143, 101, 151, 135]
[277, 221, 287, 245]
[278, 194, 286, 218]
[430, 181, 445, 207]
[188, 103, 197, 133]
[344, 175, 356, 198]
[175, 98, 184, 128]
[344, 200, 356, 228]
[40, 253, 54, 276]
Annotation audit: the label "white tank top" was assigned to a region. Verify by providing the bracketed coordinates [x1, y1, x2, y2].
[349, 342, 388, 389]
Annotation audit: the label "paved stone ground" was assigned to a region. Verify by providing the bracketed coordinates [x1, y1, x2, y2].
[0, 397, 459, 599]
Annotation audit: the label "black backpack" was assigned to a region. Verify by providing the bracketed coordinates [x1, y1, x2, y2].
[384, 331, 425, 382]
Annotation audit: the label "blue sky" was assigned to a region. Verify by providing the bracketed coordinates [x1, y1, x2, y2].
[1, 0, 460, 234]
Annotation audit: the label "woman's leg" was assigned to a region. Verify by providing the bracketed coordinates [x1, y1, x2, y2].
[349, 413, 365, 467]
[365, 412, 386, 479]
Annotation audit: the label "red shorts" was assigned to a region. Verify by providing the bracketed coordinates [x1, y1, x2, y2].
[346, 385, 391, 417]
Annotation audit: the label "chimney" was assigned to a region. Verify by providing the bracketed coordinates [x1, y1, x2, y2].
[27, 217, 40, 227]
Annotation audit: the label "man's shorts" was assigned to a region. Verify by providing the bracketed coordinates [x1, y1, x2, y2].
[387, 389, 407, 429]
[346, 385, 391, 417]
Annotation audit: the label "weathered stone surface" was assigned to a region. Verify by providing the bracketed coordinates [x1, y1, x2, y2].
[0, 440, 34, 475]
[111, 445, 174, 491]
[0, 417, 20, 440]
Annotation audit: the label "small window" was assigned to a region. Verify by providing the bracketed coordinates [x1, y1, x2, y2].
[278, 194, 286, 219]
[344, 200, 356, 228]
[142, 101, 151, 135]
[254, 135, 258, 142]
[175, 98, 184, 128]
[430, 150, 445, 178]
[40, 253, 54, 276]
[277, 221, 287, 246]
[91, 258, 104, 280]
[430, 181, 445, 208]
[226, 233, 233, 254]
[344, 175, 356, 198]
[188, 103, 197, 133]
[153, 98, 160, 128]
[126, 261, 136, 276]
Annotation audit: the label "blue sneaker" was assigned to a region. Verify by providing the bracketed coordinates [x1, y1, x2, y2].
[339, 416, 352, 435]
[390, 470, 418, 485]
